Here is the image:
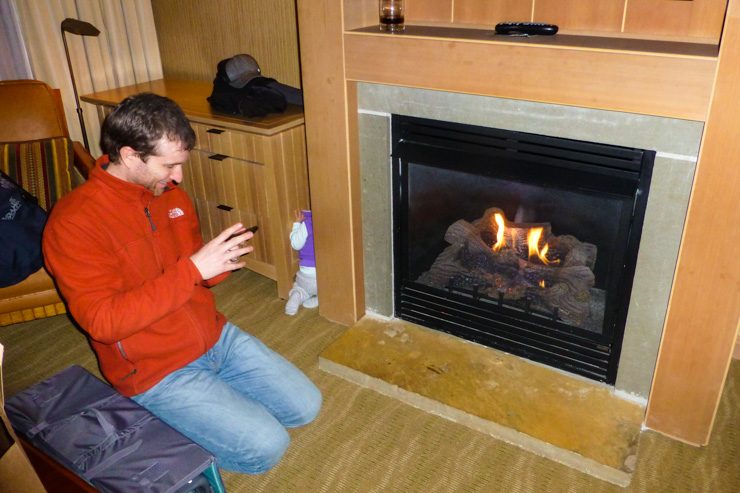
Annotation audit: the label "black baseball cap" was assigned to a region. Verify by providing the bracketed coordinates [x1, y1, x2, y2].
[224, 54, 262, 88]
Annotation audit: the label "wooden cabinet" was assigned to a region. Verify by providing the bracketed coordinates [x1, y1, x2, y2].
[82, 79, 309, 299]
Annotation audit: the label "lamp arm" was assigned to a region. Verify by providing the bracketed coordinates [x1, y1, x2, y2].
[61, 30, 90, 151]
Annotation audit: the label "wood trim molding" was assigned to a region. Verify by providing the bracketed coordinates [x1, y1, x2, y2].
[645, 0, 740, 445]
[296, 0, 365, 325]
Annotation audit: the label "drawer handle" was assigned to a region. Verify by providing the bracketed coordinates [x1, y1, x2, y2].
[208, 154, 228, 161]
[217, 204, 233, 211]
[207, 128, 225, 134]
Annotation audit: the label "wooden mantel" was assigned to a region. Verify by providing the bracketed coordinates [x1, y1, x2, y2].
[343, 26, 717, 121]
[296, 0, 740, 445]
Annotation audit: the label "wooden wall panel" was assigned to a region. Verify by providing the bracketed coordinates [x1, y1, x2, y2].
[535, 0, 625, 33]
[151, 0, 301, 87]
[645, 0, 740, 445]
[344, 0, 380, 29]
[344, 0, 460, 25]
[624, 0, 728, 42]
[343, 0, 728, 41]
[405, 0, 453, 23]
[454, 0, 533, 25]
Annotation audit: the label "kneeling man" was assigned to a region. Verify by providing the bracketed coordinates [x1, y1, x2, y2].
[43, 93, 321, 473]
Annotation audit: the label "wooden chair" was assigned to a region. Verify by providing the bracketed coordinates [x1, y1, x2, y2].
[0, 80, 95, 326]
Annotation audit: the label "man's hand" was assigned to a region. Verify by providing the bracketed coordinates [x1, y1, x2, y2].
[190, 223, 254, 280]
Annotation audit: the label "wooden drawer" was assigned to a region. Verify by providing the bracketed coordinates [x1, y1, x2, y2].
[191, 122, 264, 163]
[180, 150, 276, 280]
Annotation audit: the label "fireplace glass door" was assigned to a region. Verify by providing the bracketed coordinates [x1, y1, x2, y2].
[392, 115, 654, 383]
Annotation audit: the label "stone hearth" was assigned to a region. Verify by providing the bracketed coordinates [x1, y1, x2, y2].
[320, 316, 644, 486]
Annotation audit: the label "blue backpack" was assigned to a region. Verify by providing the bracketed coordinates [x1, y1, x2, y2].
[0, 171, 47, 287]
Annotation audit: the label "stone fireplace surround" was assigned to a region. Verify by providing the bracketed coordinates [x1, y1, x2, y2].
[357, 83, 703, 399]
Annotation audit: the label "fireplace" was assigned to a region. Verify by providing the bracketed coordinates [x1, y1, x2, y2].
[392, 115, 655, 384]
[358, 83, 701, 398]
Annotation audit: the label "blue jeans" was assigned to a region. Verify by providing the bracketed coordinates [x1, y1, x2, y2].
[132, 322, 322, 473]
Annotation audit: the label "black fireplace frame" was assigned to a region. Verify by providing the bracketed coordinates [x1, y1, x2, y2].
[391, 115, 654, 383]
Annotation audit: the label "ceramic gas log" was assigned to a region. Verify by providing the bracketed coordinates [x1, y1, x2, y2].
[418, 208, 598, 328]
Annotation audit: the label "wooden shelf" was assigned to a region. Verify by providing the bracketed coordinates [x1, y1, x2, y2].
[344, 25, 718, 120]
[350, 25, 720, 57]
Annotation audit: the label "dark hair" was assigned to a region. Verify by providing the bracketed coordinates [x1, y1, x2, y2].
[100, 93, 196, 162]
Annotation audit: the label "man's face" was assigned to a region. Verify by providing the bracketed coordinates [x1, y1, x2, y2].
[131, 137, 190, 196]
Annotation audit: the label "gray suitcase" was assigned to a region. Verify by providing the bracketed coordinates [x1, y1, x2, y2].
[4, 365, 225, 493]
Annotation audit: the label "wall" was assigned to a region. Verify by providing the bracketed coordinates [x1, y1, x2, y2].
[150, 0, 301, 87]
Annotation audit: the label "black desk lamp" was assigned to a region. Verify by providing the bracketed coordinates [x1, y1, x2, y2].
[61, 18, 100, 151]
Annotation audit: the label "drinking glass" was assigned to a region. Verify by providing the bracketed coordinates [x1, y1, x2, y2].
[379, 0, 405, 32]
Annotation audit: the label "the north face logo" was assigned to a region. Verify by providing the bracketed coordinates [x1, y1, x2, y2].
[168, 207, 185, 219]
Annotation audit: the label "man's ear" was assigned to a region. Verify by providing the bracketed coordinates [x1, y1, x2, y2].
[119, 146, 139, 168]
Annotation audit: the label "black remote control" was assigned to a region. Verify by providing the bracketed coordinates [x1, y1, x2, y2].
[495, 22, 558, 36]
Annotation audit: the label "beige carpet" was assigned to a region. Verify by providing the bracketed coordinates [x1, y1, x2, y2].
[1, 269, 738, 492]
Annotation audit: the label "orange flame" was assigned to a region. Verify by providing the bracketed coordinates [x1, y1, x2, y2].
[539, 279, 546, 288]
[527, 227, 559, 265]
[490, 211, 560, 265]
[492, 213, 506, 251]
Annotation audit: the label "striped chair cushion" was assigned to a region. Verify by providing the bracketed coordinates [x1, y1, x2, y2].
[0, 137, 73, 211]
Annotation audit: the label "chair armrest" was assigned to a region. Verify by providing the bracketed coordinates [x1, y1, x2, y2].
[72, 141, 95, 180]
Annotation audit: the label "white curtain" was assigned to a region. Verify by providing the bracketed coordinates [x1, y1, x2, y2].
[10, 0, 163, 157]
[0, 0, 32, 79]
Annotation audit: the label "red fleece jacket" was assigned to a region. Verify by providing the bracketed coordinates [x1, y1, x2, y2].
[43, 158, 228, 396]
